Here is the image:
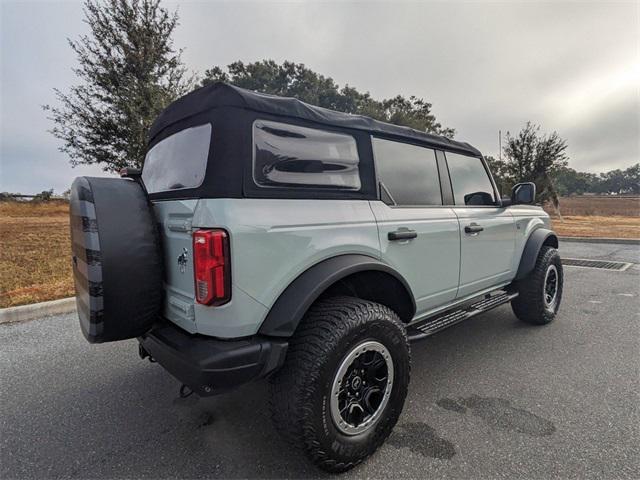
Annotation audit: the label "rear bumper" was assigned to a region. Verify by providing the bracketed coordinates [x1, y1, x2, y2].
[138, 322, 288, 396]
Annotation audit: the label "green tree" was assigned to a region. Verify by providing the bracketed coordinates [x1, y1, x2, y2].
[202, 60, 455, 137]
[485, 155, 514, 196]
[45, 0, 193, 172]
[554, 167, 598, 196]
[597, 164, 640, 194]
[598, 169, 624, 194]
[32, 189, 55, 202]
[503, 122, 568, 210]
[623, 163, 640, 194]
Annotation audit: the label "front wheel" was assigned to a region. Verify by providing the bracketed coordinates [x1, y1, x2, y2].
[269, 297, 410, 473]
[512, 246, 563, 325]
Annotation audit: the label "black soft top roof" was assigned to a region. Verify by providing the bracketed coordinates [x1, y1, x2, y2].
[149, 82, 481, 156]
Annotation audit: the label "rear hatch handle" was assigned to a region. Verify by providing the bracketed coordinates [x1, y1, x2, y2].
[167, 220, 192, 232]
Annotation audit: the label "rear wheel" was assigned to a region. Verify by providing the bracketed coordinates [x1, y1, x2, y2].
[269, 297, 410, 473]
[512, 246, 563, 325]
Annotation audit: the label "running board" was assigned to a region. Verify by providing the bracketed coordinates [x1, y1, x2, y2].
[407, 290, 518, 342]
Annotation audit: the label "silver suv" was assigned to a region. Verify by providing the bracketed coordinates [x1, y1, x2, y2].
[69, 83, 563, 472]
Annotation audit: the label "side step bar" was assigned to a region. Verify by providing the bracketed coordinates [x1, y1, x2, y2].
[407, 290, 518, 342]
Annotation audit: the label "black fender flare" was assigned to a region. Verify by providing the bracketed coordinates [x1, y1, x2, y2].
[515, 228, 559, 280]
[258, 254, 416, 337]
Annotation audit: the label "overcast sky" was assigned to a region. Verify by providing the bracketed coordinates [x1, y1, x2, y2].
[1, 0, 638, 194]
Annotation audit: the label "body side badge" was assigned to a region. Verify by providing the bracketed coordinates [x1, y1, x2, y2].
[178, 247, 189, 273]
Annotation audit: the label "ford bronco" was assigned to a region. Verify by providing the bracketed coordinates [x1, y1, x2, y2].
[70, 82, 563, 472]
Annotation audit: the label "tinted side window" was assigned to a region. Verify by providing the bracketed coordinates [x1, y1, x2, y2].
[372, 138, 442, 206]
[253, 120, 360, 190]
[142, 124, 211, 194]
[445, 152, 496, 206]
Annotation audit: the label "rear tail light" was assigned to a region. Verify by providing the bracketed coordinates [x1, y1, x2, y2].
[193, 229, 231, 306]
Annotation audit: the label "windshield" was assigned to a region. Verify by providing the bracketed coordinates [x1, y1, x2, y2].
[142, 124, 211, 194]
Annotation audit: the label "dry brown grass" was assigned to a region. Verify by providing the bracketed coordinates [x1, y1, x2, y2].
[545, 196, 640, 217]
[0, 201, 73, 308]
[545, 196, 640, 239]
[550, 216, 640, 239]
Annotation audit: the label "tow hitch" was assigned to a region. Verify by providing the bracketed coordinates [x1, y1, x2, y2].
[138, 343, 155, 363]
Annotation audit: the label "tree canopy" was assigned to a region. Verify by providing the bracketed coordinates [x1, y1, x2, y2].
[45, 0, 193, 172]
[202, 60, 455, 138]
[486, 122, 569, 208]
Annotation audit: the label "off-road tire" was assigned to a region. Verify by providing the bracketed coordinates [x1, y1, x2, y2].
[269, 296, 410, 473]
[512, 246, 563, 325]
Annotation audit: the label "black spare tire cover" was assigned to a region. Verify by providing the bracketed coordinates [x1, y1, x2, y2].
[70, 177, 163, 343]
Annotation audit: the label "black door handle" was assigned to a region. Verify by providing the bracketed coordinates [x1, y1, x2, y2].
[388, 229, 418, 241]
[464, 224, 484, 234]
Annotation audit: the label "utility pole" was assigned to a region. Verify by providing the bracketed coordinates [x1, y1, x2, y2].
[499, 130, 502, 162]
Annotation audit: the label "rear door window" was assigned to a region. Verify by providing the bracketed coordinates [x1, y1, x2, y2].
[142, 124, 212, 194]
[445, 152, 496, 206]
[253, 120, 361, 190]
[372, 137, 442, 206]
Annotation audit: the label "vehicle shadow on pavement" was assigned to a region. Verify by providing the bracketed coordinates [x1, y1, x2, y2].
[1, 334, 324, 479]
[78, 370, 327, 478]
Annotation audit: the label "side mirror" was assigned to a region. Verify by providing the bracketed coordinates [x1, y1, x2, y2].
[511, 182, 536, 205]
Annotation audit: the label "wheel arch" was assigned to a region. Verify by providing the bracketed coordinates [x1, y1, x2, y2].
[258, 254, 416, 337]
[515, 228, 559, 280]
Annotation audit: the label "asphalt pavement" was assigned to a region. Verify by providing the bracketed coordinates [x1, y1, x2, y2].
[1, 241, 639, 479]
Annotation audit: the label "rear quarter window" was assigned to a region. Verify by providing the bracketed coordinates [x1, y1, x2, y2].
[253, 120, 361, 191]
[142, 124, 212, 194]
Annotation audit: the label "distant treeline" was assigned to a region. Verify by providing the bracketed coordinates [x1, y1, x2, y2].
[553, 164, 639, 196]
[488, 161, 639, 197]
[0, 189, 68, 202]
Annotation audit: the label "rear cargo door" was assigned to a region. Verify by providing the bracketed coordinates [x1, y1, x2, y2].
[141, 124, 213, 333]
[152, 200, 198, 333]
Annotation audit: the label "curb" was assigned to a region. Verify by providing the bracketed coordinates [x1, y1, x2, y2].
[559, 236, 640, 246]
[0, 297, 76, 325]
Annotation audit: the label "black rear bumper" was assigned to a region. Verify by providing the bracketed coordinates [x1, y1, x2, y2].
[138, 322, 288, 396]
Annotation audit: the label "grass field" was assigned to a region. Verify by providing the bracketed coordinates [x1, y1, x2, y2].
[550, 215, 640, 239]
[545, 196, 640, 239]
[1, 196, 638, 308]
[544, 195, 640, 217]
[0, 201, 73, 308]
